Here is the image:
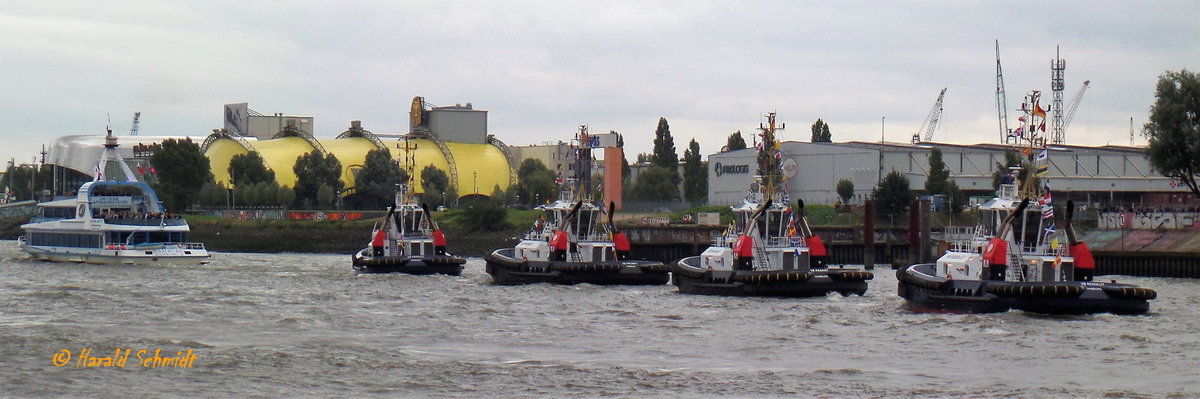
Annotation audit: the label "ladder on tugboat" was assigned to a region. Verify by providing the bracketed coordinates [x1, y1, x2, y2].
[752, 236, 769, 270]
[1006, 241, 1026, 282]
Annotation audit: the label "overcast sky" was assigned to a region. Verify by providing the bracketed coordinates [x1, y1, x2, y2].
[2, 1, 1197, 166]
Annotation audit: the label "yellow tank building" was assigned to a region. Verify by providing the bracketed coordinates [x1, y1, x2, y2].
[202, 108, 516, 198]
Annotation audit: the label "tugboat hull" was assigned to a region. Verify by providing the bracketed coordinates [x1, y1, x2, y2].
[484, 248, 669, 285]
[897, 263, 1155, 315]
[352, 249, 465, 275]
[671, 256, 871, 297]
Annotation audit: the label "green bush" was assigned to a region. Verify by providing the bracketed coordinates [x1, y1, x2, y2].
[457, 197, 509, 232]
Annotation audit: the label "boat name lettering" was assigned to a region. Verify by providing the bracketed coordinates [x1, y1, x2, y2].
[91, 196, 134, 206]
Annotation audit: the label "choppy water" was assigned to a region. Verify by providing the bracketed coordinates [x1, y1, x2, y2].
[1, 240, 1198, 398]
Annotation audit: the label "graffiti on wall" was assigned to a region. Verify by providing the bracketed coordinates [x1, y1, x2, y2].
[1098, 212, 1199, 230]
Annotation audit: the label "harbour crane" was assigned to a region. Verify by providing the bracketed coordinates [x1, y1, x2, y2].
[995, 40, 1011, 144]
[130, 112, 141, 136]
[1059, 80, 1090, 139]
[911, 88, 947, 144]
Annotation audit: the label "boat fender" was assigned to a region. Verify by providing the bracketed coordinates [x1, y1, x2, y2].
[1101, 286, 1157, 301]
[897, 267, 946, 290]
[828, 270, 875, 281]
[733, 271, 812, 284]
[985, 283, 1085, 298]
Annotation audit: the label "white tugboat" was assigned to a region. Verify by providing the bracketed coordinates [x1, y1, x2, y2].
[671, 113, 872, 297]
[485, 186, 669, 285]
[671, 181, 872, 297]
[351, 181, 465, 275]
[897, 91, 1156, 314]
[18, 129, 210, 265]
[351, 137, 465, 274]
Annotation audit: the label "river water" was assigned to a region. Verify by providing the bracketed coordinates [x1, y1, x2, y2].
[1, 240, 1198, 398]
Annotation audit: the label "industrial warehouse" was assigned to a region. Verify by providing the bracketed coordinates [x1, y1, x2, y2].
[706, 140, 1178, 207]
[18, 99, 1193, 211]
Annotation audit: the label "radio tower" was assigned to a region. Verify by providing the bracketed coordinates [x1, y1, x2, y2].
[1050, 46, 1066, 144]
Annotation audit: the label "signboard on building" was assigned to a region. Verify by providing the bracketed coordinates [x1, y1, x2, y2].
[713, 162, 751, 177]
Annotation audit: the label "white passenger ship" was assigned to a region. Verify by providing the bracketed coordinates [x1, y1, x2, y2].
[17, 130, 210, 265]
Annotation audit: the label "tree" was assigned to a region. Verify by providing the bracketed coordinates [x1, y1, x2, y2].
[2, 163, 52, 201]
[946, 180, 966, 215]
[621, 152, 631, 182]
[873, 170, 913, 216]
[276, 185, 296, 208]
[516, 158, 556, 206]
[419, 165, 450, 207]
[629, 166, 679, 201]
[460, 195, 509, 231]
[256, 181, 279, 207]
[228, 152, 275, 187]
[991, 149, 1037, 192]
[150, 138, 213, 211]
[811, 119, 832, 143]
[651, 117, 681, 186]
[292, 150, 343, 209]
[726, 131, 748, 152]
[490, 184, 506, 205]
[238, 183, 258, 206]
[682, 138, 707, 203]
[925, 148, 951, 195]
[198, 182, 226, 207]
[836, 178, 854, 203]
[1144, 69, 1200, 197]
[354, 148, 406, 210]
[317, 184, 335, 209]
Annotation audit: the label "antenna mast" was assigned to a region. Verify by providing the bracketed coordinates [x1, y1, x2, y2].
[1050, 46, 1066, 144]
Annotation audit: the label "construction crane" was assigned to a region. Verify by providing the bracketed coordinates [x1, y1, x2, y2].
[130, 112, 141, 136]
[1059, 80, 1090, 139]
[995, 40, 1011, 144]
[911, 88, 947, 144]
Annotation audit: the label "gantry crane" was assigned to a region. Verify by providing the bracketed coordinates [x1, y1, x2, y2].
[1060, 80, 1090, 139]
[911, 88, 947, 143]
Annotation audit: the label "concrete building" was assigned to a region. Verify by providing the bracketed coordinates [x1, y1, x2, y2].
[707, 140, 1189, 207]
[224, 103, 314, 140]
[509, 141, 577, 178]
